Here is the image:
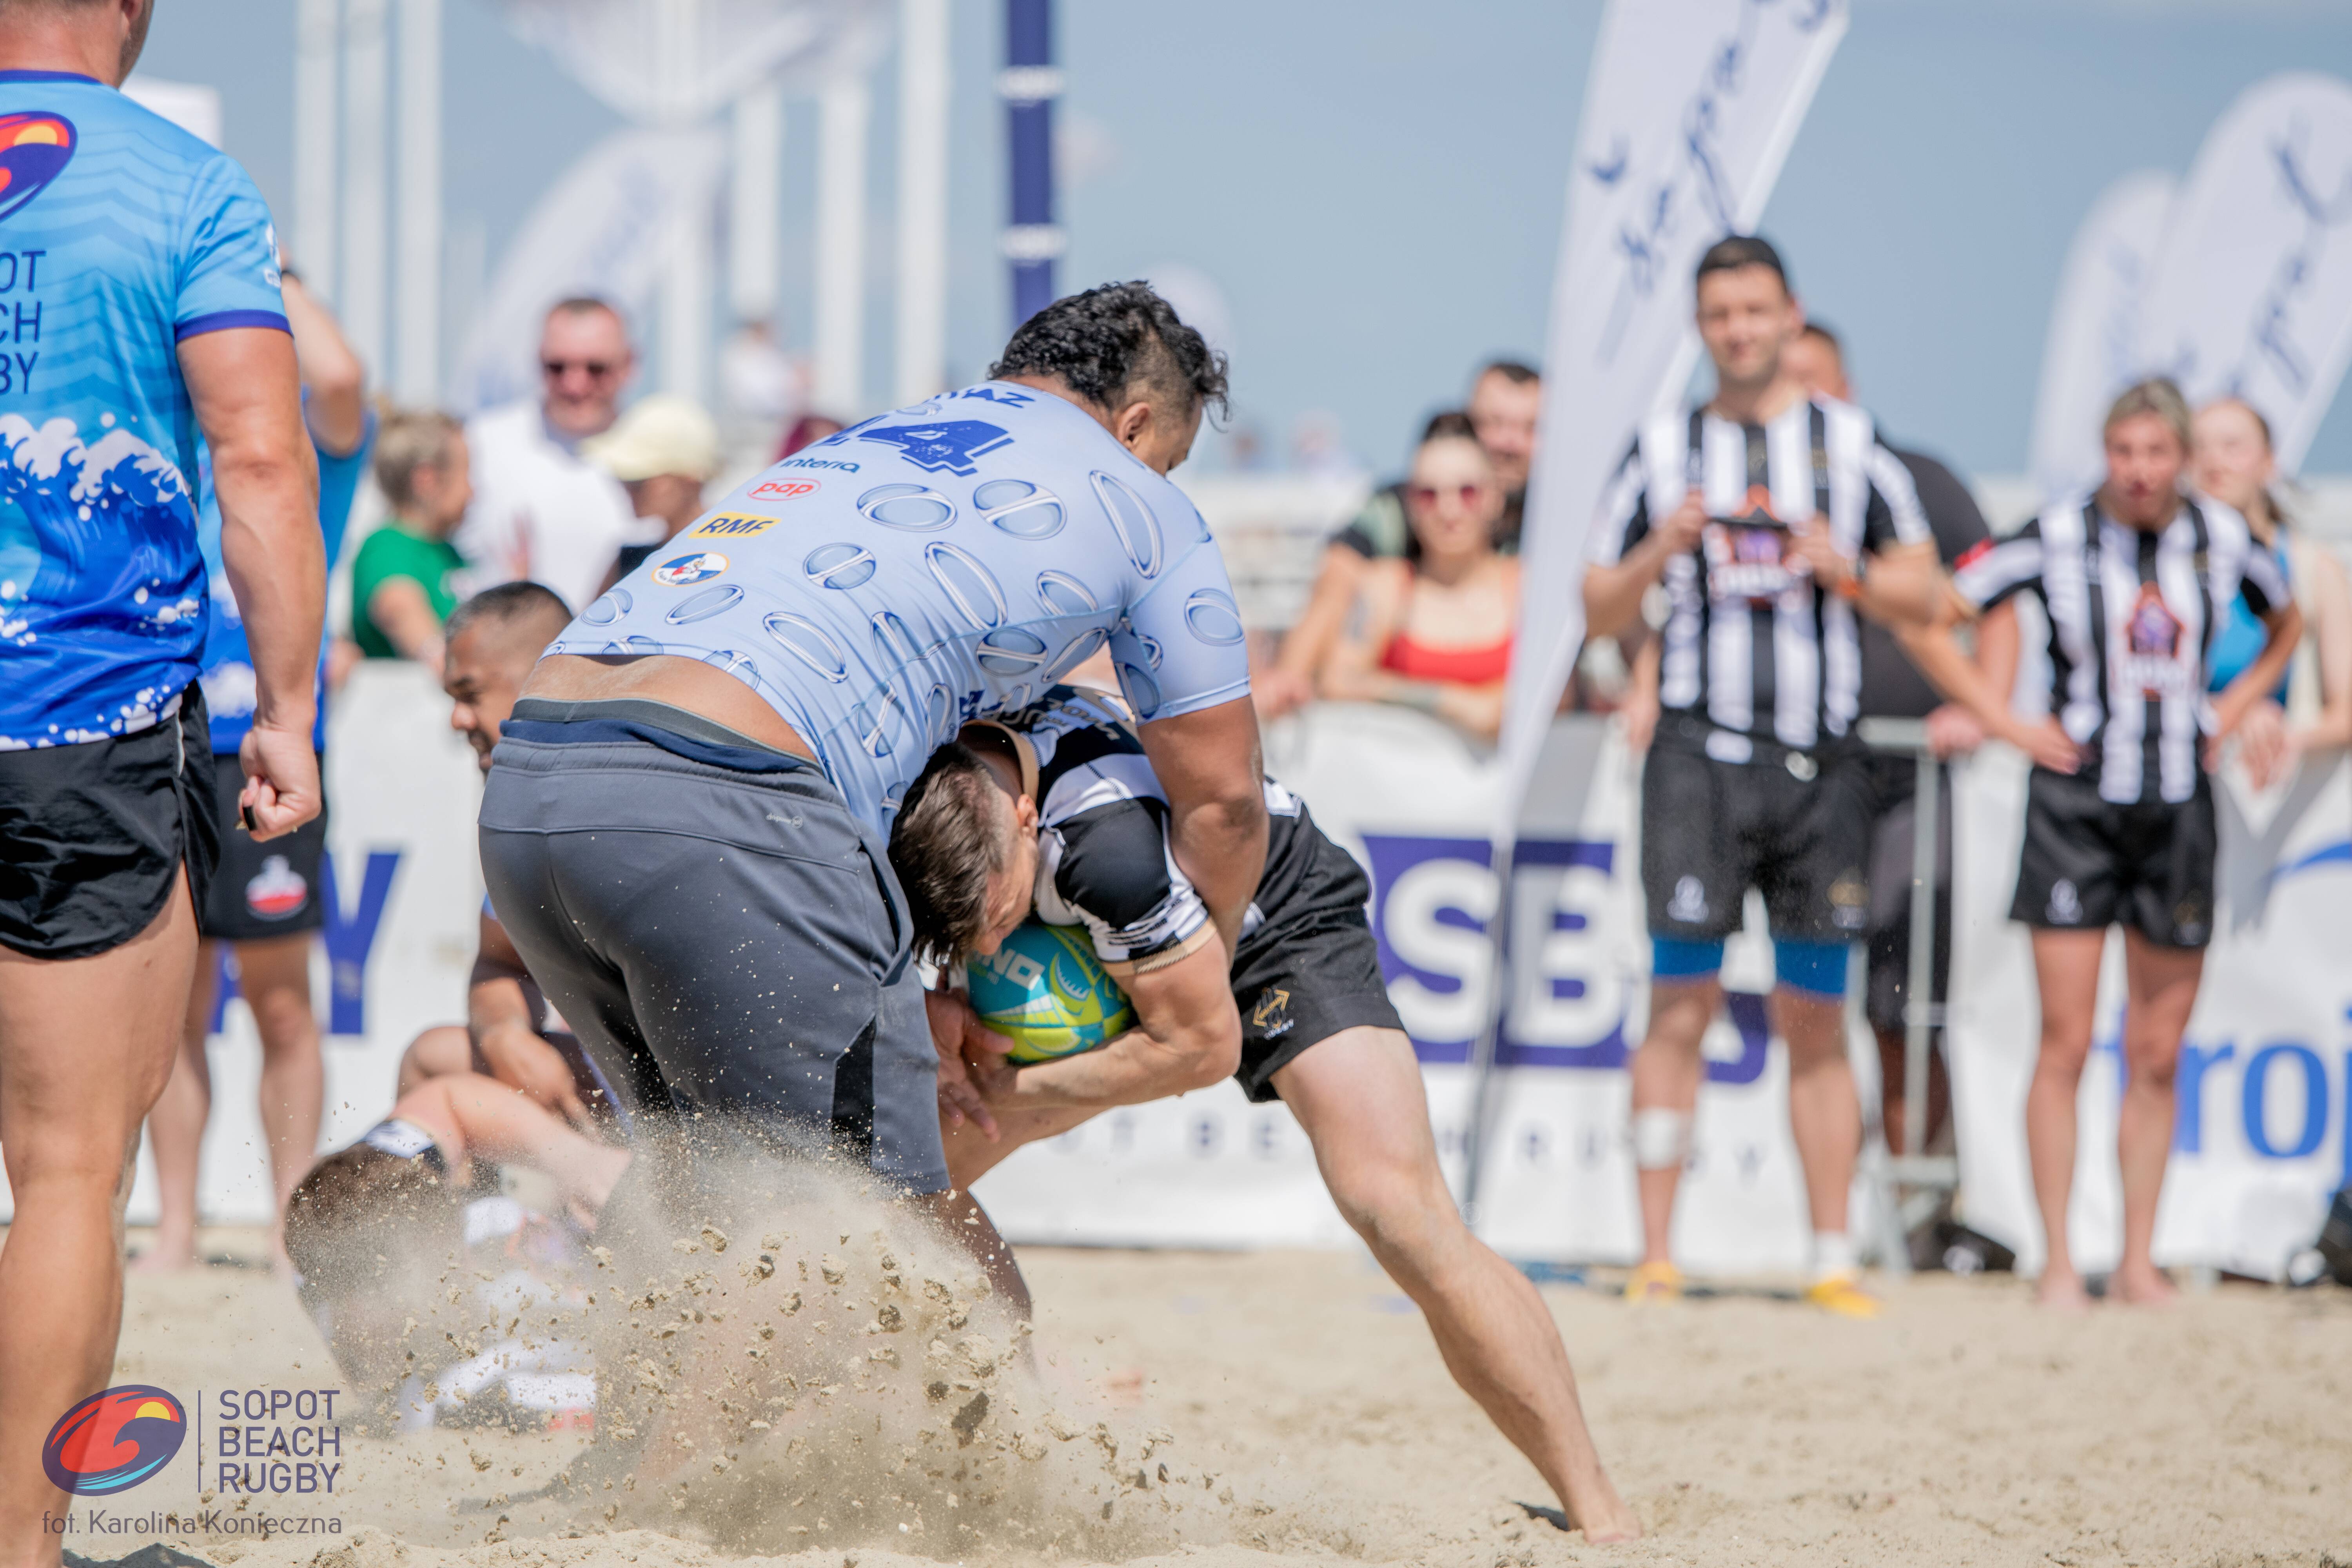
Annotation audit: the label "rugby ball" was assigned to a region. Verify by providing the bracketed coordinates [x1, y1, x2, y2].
[966, 921, 1134, 1065]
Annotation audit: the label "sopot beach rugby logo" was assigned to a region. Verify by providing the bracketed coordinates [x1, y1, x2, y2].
[42, 1386, 188, 1495]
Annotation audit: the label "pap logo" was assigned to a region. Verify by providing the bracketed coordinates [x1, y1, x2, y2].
[42, 1386, 187, 1496]
[746, 479, 822, 503]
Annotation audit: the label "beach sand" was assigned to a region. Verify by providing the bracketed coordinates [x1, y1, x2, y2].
[83, 1229, 2352, 1568]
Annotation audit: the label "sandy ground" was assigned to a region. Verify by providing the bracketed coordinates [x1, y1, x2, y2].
[74, 1228, 2352, 1568]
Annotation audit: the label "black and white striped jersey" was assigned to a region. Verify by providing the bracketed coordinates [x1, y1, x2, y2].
[966, 686, 1308, 975]
[1587, 396, 1932, 754]
[1952, 496, 2286, 806]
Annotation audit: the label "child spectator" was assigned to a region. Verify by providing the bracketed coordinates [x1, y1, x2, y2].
[353, 412, 473, 675]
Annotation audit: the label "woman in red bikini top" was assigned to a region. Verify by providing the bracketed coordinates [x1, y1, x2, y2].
[1318, 426, 1517, 740]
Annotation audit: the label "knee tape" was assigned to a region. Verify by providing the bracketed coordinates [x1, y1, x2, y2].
[1630, 1109, 1693, 1171]
[1775, 938, 1849, 999]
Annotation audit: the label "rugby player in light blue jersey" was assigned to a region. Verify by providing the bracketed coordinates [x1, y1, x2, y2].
[480, 283, 1267, 1205]
[0, 3, 325, 1556]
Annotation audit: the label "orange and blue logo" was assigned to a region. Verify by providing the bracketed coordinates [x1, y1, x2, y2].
[0, 113, 74, 223]
[41, 1386, 187, 1496]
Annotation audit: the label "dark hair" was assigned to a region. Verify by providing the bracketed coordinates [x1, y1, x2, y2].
[445, 579, 572, 642]
[1477, 360, 1540, 387]
[283, 1142, 456, 1300]
[1422, 410, 1477, 443]
[1799, 320, 1841, 356]
[1695, 234, 1790, 294]
[988, 281, 1230, 423]
[548, 295, 624, 325]
[889, 742, 1016, 969]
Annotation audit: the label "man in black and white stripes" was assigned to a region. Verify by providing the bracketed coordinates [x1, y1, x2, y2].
[1923, 377, 2299, 1310]
[1582, 236, 1942, 1316]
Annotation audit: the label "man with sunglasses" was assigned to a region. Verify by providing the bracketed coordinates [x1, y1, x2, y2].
[455, 296, 652, 616]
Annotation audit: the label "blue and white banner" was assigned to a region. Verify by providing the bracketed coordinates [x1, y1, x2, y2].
[2138, 72, 2352, 473]
[1499, 0, 1849, 829]
[2030, 170, 2175, 506]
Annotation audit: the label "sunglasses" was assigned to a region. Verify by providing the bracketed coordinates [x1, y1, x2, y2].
[1408, 484, 1486, 507]
[542, 358, 619, 379]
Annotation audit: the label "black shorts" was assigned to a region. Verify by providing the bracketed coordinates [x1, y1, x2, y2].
[199, 753, 330, 942]
[1228, 813, 1403, 1104]
[477, 714, 948, 1194]
[0, 687, 219, 960]
[1640, 733, 1871, 942]
[2011, 766, 2216, 948]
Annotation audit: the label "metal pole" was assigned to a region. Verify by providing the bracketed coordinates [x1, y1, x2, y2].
[393, 0, 441, 404]
[292, 0, 339, 290]
[1902, 748, 1939, 1162]
[895, 0, 951, 404]
[1456, 838, 1516, 1226]
[813, 74, 871, 414]
[1000, 0, 1060, 327]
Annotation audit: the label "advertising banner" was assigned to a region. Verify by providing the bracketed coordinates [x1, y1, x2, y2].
[2029, 170, 2175, 505]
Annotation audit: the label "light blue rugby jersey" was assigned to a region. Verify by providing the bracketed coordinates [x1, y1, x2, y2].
[0, 72, 288, 750]
[548, 383, 1254, 833]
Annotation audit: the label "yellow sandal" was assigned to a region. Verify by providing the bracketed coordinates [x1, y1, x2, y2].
[1623, 1259, 1684, 1304]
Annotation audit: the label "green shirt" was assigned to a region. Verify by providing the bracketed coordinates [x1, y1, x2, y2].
[351, 522, 465, 660]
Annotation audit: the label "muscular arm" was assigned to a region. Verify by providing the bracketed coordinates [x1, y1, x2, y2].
[1855, 537, 1942, 626]
[469, 911, 587, 1122]
[1138, 697, 1268, 959]
[183, 326, 323, 838]
[980, 939, 1241, 1112]
[281, 273, 366, 456]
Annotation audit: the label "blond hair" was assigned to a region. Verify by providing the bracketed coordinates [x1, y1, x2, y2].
[373, 410, 464, 513]
[2104, 377, 2192, 452]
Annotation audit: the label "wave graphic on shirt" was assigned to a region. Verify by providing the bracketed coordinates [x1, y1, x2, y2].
[0, 415, 199, 746]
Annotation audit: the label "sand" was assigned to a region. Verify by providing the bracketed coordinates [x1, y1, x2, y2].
[82, 1228, 2352, 1568]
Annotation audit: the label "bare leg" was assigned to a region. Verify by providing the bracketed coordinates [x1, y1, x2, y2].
[0, 876, 199, 1568]
[1629, 978, 1717, 1266]
[2026, 929, 2104, 1310]
[2112, 932, 2201, 1305]
[396, 1024, 475, 1096]
[1774, 986, 1860, 1237]
[134, 939, 219, 1272]
[235, 935, 325, 1266]
[1278, 1028, 1641, 1542]
[932, 1102, 1101, 1328]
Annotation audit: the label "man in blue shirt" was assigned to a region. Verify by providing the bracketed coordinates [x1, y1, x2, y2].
[139, 269, 372, 1274]
[481, 282, 1269, 1204]
[0, 5, 323, 1550]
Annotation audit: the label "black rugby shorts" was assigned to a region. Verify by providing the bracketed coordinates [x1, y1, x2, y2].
[2010, 766, 2216, 949]
[1639, 736, 1872, 943]
[1228, 815, 1403, 1103]
[199, 753, 330, 942]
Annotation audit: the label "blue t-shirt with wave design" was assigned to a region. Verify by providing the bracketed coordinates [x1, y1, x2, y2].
[0, 71, 288, 750]
[546, 383, 1253, 833]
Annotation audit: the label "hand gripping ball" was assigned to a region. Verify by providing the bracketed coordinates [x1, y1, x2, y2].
[965, 920, 1135, 1065]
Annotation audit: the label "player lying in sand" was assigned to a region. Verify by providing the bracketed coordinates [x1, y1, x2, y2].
[889, 686, 1640, 1543]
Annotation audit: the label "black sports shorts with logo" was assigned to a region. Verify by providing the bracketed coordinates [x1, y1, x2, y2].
[1639, 722, 1873, 942]
[199, 753, 330, 942]
[2011, 766, 2216, 949]
[0, 686, 219, 960]
[1228, 817, 1403, 1103]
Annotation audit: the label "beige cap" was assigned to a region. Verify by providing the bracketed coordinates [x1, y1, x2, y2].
[581, 394, 721, 481]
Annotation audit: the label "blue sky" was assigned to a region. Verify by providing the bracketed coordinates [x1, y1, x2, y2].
[141, 0, 2352, 480]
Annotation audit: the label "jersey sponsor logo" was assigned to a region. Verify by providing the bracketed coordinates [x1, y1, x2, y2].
[853, 419, 1013, 476]
[2122, 583, 2188, 695]
[1250, 986, 1293, 1037]
[245, 855, 310, 919]
[1702, 516, 1803, 603]
[745, 478, 822, 503]
[778, 456, 859, 472]
[958, 385, 1034, 406]
[0, 113, 76, 223]
[653, 551, 729, 586]
[687, 513, 777, 539]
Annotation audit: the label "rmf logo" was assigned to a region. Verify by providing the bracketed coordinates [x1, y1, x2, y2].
[747, 478, 822, 502]
[42, 1386, 187, 1495]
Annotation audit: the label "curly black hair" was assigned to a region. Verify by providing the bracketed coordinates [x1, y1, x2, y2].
[988, 280, 1230, 423]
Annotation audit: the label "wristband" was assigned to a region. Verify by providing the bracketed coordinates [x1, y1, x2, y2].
[1835, 551, 1866, 601]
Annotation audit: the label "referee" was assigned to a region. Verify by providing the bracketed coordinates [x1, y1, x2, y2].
[0, 4, 322, 1555]
[1583, 237, 1939, 1316]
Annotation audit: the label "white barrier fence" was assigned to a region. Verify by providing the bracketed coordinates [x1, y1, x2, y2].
[28, 671, 2346, 1282]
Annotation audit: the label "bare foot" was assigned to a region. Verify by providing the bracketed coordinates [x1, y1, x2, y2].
[2034, 1268, 2091, 1312]
[2111, 1265, 2177, 1306]
[130, 1238, 199, 1274]
[1575, 1501, 1643, 1544]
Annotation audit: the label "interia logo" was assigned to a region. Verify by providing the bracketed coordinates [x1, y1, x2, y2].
[42, 1386, 187, 1495]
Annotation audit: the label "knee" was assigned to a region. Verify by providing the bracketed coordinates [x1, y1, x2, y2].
[1327, 1154, 1460, 1268]
[2125, 1035, 2181, 1091]
[397, 1026, 472, 1095]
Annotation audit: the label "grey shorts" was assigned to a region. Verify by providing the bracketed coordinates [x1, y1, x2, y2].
[476, 719, 947, 1194]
